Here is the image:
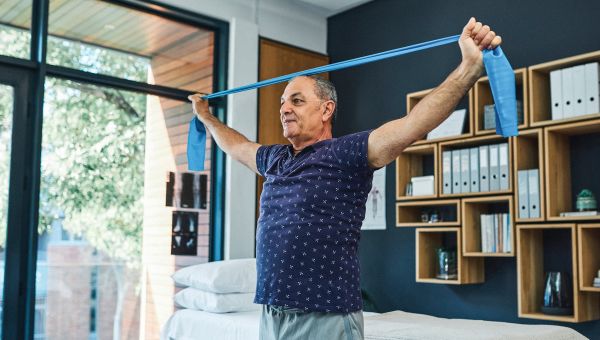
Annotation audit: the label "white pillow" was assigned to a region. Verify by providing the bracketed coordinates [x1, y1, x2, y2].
[172, 258, 257, 293]
[174, 287, 260, 313]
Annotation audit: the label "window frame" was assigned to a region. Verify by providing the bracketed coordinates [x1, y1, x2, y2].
[0, 1, 228, 339]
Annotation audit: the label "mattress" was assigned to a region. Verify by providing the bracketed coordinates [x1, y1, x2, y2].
[160, 309, 262, 340]
[161, 308, 587, 340]
[364, 311, 587, 340]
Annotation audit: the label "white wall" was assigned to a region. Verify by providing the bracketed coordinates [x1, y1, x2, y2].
[160, 0, 328, 259]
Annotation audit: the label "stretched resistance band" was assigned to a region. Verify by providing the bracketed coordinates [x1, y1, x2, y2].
[188, 35, 518, 171]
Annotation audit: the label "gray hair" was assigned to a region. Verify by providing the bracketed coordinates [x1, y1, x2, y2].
[289, 75, 338, 124]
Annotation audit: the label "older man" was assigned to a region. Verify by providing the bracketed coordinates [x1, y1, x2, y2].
[189, 17, 501, 340]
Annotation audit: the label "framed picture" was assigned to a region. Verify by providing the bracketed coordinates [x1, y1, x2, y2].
[427, 108, 467, 140]
[361, 167, 387, 230]
[165, 171, 208, 209]
[171, 211, 198, 256]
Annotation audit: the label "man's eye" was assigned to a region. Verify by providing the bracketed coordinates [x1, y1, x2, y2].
[293, 99, 304, 105]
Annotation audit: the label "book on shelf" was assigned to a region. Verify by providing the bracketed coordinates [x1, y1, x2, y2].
[479, 213, 511, 253]
[559, 211, 599, 217]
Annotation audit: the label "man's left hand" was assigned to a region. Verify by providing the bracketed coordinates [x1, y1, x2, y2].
[459, 17, 502, 75]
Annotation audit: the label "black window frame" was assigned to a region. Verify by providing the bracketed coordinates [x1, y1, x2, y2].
[0, 1, 228, 339]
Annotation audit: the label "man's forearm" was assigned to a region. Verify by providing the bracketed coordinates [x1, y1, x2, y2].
[405, 62, 482, 141]
[200, 114, 255, 160]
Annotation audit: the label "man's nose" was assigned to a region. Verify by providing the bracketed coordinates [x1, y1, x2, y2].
[280, 101, 292, 115]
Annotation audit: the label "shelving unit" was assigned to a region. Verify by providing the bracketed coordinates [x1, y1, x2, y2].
[513, 128, 545, 222]
[529, 50, 600, 127]
[396, 199, 460, 227]
[397, 50, 600, 322]
[395, 143, 437, 201]
[438, 134, 513, 198]
[544, 118, 600, 221]
[475, 68, 528, 134]
[517, 224, 600, 323]
[577, 224, 600, 292]
[416, 227, 484, 284]
[462, 195, 514, 257]
[406, 88, 474, 145]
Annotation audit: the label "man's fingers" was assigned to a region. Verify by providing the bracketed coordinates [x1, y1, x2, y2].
[462, 17, 477, 37]
[471, 21, 483, 39]
[474, 25, 490, 44]
[479, 31, 495, 50]
[490, 35, 502, 49]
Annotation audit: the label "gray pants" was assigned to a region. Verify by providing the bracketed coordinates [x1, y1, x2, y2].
[259, 305, 364, 340]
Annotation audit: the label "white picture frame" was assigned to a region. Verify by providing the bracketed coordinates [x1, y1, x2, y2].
[361, 167, 387, 230]
[427, 108, 467, 140]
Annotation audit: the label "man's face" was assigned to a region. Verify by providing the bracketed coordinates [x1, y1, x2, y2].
[280, 77, 324, 141]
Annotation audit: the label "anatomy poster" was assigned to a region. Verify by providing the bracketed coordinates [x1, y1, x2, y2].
[362, 167, 386, 230]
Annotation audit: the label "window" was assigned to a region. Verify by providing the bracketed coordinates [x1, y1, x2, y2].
[0, 0, 32, 59]
[0, 1, 227, 338]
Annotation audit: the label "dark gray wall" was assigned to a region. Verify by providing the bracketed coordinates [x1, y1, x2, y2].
[328, 0, 600, 338]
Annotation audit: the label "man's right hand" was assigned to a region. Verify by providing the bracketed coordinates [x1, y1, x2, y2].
[188, 93, 211, 121]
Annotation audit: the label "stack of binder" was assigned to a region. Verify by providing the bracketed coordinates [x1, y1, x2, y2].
[480, 213, 511, 253]
[517, 169, 541, 219]
[550, 62, 600, 120]
[442, 143, 510, 195]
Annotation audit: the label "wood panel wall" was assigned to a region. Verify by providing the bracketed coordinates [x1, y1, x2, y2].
[257, 39, 329, 207]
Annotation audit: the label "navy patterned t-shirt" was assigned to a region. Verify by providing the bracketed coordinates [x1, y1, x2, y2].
[254, 130, 375, 313]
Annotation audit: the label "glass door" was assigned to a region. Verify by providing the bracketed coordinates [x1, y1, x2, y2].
[0, 64, 34, 340]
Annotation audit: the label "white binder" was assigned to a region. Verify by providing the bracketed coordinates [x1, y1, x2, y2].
[499, 143, 509, 190]
[442, 151, 452, 194]
[469, 147, 479, 192]
[572, 65, 586, 116]
[517, 170, 530, 219]
[479, 145, 490, 192]
[451, 150, 461, 194]
[562, 67, 574, 118]
[550, 69, 563, 120]
[528, 169, 541, 219]
[489, 144, 500, 191]
[585, 62, 600, 115]
[460, 148, 470, 193]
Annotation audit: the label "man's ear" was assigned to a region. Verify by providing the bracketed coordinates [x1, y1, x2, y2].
[322, 101, 335, 122]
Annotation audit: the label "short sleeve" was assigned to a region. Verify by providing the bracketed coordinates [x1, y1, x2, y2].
[332, 130, 374, 173]
[256, 144, 287, 177]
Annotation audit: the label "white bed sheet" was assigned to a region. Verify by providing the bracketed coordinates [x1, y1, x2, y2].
[364, 311, 587, 340]
[161, 308, 587, 340]
[161, 309, 261, 340]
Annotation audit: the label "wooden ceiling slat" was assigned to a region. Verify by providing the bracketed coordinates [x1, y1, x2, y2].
[11, 1, 33, 26]
[159, 36, 213, 62]
[51, 2, 107, 36]
[0, 0, 20, 18]
[153, 31, 212, 61]
[48, 0, 91, 35]
[151, 52, 213, 76]
[112, 18, 174, 53]
[1, 0, 30, 24]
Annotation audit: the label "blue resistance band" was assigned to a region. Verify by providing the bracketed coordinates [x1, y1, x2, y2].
[188, 35, 518, 171]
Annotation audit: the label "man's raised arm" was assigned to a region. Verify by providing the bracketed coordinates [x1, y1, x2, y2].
[188, 94, 261, 174]
[367, 18, 502, 169]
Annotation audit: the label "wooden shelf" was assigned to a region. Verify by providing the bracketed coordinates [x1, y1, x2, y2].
[513, 128, 545, 222]
[396, 199, 460, 227]
[578, 224, 600, 292]
[396, 144, 438, 201]
[406, 88, 474, 145]
[544, 118, 600, 221]
[416, 227, 484, 284]
[439, 134, 513, 197]
[529, 50, 600, 127]
[462, 195, 514, 257]
[517, 223, 600, 322]
[475, 68, 528, 135]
